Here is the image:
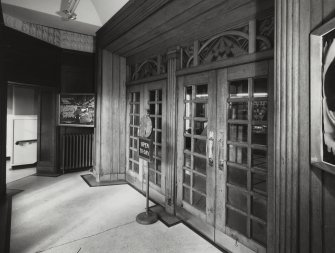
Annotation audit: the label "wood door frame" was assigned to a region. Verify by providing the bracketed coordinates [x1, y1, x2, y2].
[126, 84, 143, 190]
[175, 60, 274, 253]
[143, 80, 167, 205]
[175, 70, 217, 240]
[214, 60, 274, 253]
[126, 79, 167, 206]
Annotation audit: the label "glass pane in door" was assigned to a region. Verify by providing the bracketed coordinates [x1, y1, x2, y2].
[148, 89, 163, 187]
[182, 84, 208, 213]
[225, 77, 269, 246]
[128, 92, 140, 173]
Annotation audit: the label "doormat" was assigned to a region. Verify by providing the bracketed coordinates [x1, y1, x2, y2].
[33, 173, 61, 177]
[149, 205, 181, 227]
[81, 174, 127, 187]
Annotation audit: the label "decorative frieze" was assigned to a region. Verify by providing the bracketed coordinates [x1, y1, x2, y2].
[257, 16, 274, 51]
[3, 14, 94, 53]
[180, 18, 274, 69]
[130, 54, 167, 81]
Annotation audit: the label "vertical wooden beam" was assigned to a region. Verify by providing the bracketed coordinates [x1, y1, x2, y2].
[165, 48, 178, 214]
[309, 0, 322, 252]
[299, 0, 312, 252]
[112, 54, 120, 179]
[119, 56, 127, 178]
[0, 19, 7, 198]
[275, 0, 311, 252]
[193, 40, 199, 67]
[94, 48, 103, 181]
[249, 19, 257, 54]
[95, 49, 127, 182]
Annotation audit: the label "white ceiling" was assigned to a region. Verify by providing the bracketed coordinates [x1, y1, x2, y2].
[1, 0, 129, 35]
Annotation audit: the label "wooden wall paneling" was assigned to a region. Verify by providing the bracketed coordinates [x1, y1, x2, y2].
[94, 48, 103, 179]
[5, 27, 60, 88]
[267, 60, 275, 253]
[323, 172, 335, 253]
[106, 0, 213, 53]
[0, 22, 6, 199]
[309, 1, 323, 253]
[323, 0, 335, 22]
[299, 0, 312, 253]
[119, 57, 127, 177]
[207, 70, 217, 226]
[165, 49, 178, 214]
[311, 167, 323, 253]
[274, 0, 305, 252]
[37, 87, 58, 175]
[126, 0, 274, 63]
[249, 19, 256, 54]
[97, 0, 172, 48]
[112, 54, 120, 179]
[215, 68, 227, 232]
[176, 76, 185, 207]
[99, 50, 114, 180]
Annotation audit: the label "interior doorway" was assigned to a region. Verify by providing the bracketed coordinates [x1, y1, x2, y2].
[6, 83, 39, 183]
[175, 60, 274, 253]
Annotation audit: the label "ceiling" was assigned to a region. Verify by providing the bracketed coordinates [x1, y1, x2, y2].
[1, 0, 129, 36]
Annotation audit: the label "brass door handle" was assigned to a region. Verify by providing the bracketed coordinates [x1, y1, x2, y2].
[208, 131, 214, 167]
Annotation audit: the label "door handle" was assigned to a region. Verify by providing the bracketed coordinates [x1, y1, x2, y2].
[218, 138, 225, 171]
[208, 131, 214, 167]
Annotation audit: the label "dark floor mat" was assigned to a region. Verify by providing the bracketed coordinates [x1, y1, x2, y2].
[149, 205, 181, 227]
[33, 173, 61, 177]
[81, 174, 127, 187]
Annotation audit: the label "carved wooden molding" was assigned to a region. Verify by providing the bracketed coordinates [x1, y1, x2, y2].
[180, 18, 273, 69]
[3, 14, 94, 53]
[130, 54, 167, 81]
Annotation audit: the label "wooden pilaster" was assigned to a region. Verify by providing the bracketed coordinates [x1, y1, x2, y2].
[274, 0, 311, 252]
[165, 49, 178, 214]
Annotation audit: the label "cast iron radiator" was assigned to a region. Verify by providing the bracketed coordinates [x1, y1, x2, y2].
[61, 133, 94, 171]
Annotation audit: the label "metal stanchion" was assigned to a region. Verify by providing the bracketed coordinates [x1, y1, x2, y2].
[136, 160, 158, 225]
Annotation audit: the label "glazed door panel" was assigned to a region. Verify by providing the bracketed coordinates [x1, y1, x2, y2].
[175, 61, 273, 253]
[176, 71, 217, 238]
[126, 80, 167, 205]
[144, 81, 167, 203]
[215, 61, 273, 253]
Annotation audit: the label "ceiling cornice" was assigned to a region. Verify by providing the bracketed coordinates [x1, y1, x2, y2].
[4, 14, 94, 52]
[96, 0, 172, 48]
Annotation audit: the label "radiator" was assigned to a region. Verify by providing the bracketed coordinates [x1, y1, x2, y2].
[61, 133, 94, 171]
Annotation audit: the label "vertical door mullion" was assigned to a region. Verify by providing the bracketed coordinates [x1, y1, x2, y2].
[247, 77, 253, 238]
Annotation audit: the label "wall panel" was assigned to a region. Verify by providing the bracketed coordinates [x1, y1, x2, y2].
[95, 50, 127, 181]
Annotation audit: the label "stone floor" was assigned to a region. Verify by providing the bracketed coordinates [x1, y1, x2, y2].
[7, 172, 223, 253]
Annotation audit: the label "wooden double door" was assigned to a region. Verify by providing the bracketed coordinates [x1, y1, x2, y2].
[176, 60, 273, 253]
[126, 79, 167, 205]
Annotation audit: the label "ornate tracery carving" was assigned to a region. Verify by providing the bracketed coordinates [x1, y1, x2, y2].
[130, 54, 167, 81]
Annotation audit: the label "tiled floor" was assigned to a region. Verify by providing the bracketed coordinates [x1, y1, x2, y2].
[6, 160, 36, 184]
[8, 172, 223, 253]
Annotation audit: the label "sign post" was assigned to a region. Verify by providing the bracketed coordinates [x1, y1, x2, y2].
[136, 113, 158, 225]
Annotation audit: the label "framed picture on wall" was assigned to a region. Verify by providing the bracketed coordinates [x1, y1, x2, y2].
[311, 17, 335, 172]
[58, 93, 95, 127]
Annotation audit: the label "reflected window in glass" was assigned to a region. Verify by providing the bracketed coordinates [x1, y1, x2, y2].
[229, 80, 249, 98]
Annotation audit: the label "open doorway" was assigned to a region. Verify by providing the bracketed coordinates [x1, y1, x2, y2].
[6, 83, 39, 183]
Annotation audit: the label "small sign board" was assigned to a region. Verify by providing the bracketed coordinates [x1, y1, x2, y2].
[138, 137, 153, 162]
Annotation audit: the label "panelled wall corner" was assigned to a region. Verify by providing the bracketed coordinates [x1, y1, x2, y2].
[95, 1, 276, 252]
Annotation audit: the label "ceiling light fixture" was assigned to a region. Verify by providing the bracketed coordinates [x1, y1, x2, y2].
[63, 0, 80, 21]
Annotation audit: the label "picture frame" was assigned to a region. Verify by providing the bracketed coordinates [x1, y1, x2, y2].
[58, 93, 95, 127]
[311, 17, 335, 173]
